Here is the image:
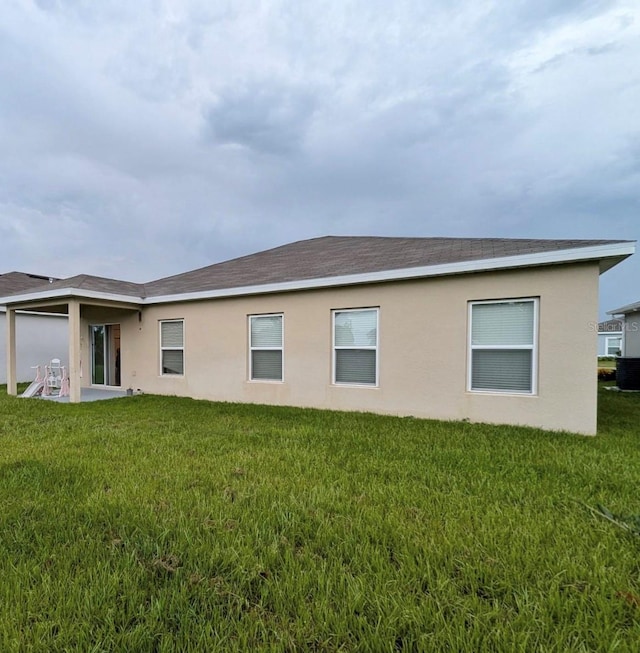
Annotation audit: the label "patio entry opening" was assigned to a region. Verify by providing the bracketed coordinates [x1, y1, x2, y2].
[91, 324, 121, 387]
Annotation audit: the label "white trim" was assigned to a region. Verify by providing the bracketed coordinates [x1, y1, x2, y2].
[467, 298, 539, 395]
[248, 313, 284, 382]
[0, 242, 634, 308]
[332, 307, 379, 387]
[159, 319, 185, 377]
[605, 335, 623, 356]
[608, 300, 640, 316]
[0, 287, 142, 306]
[0, 306, 67, 317]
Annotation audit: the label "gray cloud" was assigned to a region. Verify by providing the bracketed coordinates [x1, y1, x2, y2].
[204, 84, 317, 155]
[0, 0, 637, 314]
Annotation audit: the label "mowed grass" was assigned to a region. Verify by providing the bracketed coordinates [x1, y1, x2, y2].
[0, 386, 639, 652]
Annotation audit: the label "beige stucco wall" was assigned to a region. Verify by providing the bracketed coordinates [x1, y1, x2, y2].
[77, 262, 600, 434]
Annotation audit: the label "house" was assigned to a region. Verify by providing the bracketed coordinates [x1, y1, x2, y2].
[597, 319, 623, 357]
[1, 236, 635, 435]
[607, 300, 640, 358]
[0, 272, 68, 383]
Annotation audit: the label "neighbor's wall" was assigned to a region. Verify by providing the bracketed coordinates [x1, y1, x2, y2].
[623, 310, 640, 357]
[598, 332, 623, 356]
[0, 310, 68, 383]
[114, 262, 600, 435]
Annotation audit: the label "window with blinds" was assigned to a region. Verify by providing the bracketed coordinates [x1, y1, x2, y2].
[469, 299, 537, 393]
[160, 320, 184, 376]
[333, 308, 378, 386]
[249, 314, 283, 381]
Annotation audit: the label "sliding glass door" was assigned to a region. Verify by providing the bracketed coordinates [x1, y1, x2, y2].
[90, 324, 121, 386]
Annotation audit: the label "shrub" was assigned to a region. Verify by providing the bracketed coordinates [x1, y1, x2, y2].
[598, 367, 616, 381]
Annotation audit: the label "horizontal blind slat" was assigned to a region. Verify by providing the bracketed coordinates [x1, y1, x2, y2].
[161, 321, 184, 348]
[471, 350, 532, 392]
[472, 302, 533, 346]
[335, 350, 376, 385]
[251, 315, 283, 347]
[252, 351, 283, 380]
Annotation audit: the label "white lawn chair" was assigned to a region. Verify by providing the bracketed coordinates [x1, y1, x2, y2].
[44, 358, 63, 396]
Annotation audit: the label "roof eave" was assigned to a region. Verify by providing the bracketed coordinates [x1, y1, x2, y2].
[0, 287, 144, 308]
[146, 241, 635, 305]
[0, 241, 634, 308]
[608, 301, 640, 316]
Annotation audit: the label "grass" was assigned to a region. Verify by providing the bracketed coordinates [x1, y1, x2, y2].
[0, 386, 639, 651]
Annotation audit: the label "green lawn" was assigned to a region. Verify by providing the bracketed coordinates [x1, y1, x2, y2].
[0, 386, 639, 652]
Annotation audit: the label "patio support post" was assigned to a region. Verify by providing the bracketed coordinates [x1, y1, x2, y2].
[6, 307, 17, 396]
[68, 299, 81, 403]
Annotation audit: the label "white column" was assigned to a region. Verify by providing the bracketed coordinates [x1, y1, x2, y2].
[6, 308, 17, 396]
[68, 299, 82, 403]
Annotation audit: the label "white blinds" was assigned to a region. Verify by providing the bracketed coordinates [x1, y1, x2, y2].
[162, 350, 184, 375]
[472, 302, 533, 346]
[334, 309, 378, 385]
[252, 351, 283, 380]
[250, 315, 283, 381]
[472, 350, 532, 392]
[335, 310, 377, 347]
[161, 321, 184, 348]
[251, 316, 283, 347]
[470, 300, 535, 393]
[335, 350, 376, 385]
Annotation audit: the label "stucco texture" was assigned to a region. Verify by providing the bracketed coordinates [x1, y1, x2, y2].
[76, 262, 600, 434]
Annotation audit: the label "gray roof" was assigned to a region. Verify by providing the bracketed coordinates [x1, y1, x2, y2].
[1, 235, 634, 302]
[0, 271, 57, 295]
[598, 319, 623, 333]
[144, 236, 628, 297]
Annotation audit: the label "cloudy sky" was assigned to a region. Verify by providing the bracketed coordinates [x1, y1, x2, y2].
[0, 0, 638, 316]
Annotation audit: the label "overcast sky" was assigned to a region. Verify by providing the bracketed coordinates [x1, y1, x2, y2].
[0, 0, 638, 317]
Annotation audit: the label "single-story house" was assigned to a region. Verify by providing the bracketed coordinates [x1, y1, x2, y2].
[607, 300, 640, 358]
[1, 236, 635, 435]
[0, 272, 68, 383]
[597, 319, 623, 357]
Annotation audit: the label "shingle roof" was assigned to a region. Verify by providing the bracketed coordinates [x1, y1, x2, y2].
[0, 271, 57, 295]
[0, 235, 634, 302]
[143, 236, 629, 297]
[598, 319, 623, 333]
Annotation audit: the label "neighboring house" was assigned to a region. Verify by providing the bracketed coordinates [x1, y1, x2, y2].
[1, 236, 635, 435]
[608, 300, 640, 358]
[597, 319, 623, 357]
[0, 272, 68, 383]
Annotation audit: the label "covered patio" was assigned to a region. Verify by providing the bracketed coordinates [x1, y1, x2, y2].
[4, 283, 142, 402]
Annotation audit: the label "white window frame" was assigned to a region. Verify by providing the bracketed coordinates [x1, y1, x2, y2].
[159, 319, 185, 377]
[332, 307, 379, 387]
[467, 298, 538, 395]
[249, 313, 284, 382]
[605, 335, 622, 356]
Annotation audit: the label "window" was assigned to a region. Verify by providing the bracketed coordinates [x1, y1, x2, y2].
[606, 336, 622, 356]
[249, 314, 283, 381]
[160, 320, 184, 375]
[469, 299, 537, 394]
[333, 308, 378, 386]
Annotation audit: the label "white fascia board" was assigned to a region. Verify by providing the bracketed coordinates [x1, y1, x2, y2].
[608, 300, 640, 315]
[146, 242, 636, 305]
[0, 287, 143, 307]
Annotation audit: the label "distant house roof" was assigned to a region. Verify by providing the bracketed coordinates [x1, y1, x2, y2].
[598, 319, 623, 333]
[0, 271, 57, 296]
[0, 236, 635, 307]
[608, 299, 640, 316]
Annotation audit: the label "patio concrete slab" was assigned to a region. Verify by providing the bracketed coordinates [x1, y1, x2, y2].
[38, 387, 129, 402]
